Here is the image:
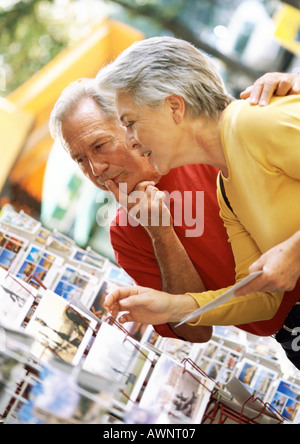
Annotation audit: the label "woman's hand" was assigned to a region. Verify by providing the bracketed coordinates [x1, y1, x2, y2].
[235, 232, 300, 296]
[240, 72, 300, 106]
[104, 285, 199, 325]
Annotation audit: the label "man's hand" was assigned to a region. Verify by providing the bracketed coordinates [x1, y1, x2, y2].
[240, 72, 300, 106]
[104, 285, 200, 326]
[105, 179, 172, 231]
[235, 232, 300, 296]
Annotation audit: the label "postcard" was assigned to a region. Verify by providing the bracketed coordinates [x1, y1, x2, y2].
[0, 352, 28, 417]
[192, 340, 242, 386]
[268, 379, 300, 423]
[12, 244, 64, 290]
[51, 264, 98, 302]
[82, 278, 118, 319]
[0, 322, 35, 357]
[0, 268, 37, 328]
[46, 231, 75, 254]
[16, 360, 117, 424]
[213, 326, 246, 345]
[105, 264, 135, 286]
[81, 279, 146, 341]
[0, 230, 28, 272]
[235, 358, 278, 401]
[25, 290, 97, 365]
[140, 326, 161, 349]
[35, 229, 75, 255]
[139, 354, 215, 424]
[83, 322, 155, 406]
[155, 337, 194, 362]
[70, 247, 107, 273]
[0, 205, 41, 235]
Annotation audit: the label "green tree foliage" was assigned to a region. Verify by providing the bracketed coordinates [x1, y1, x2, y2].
[0, 0, 294, 96]
[0, 0, 99, 95]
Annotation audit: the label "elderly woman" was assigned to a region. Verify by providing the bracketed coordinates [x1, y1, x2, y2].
[99, 37, 300, 368]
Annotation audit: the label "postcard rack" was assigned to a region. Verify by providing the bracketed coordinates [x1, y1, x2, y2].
[180, 360, 284, 424]
[201, 389, 284, 425]
[1, 206, 300, 424]
[0, 271, 293, 425]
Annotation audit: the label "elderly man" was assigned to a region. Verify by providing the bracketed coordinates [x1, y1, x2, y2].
[50, 72, 299, 345]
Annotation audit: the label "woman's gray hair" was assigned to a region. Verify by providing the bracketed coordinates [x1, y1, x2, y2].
[49, 77, 117, 147]
[97, 36, 232, 120]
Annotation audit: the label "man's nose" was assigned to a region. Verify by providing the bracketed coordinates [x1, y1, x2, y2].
[126, 130, 140, 151]
[89, 157, 109, 176]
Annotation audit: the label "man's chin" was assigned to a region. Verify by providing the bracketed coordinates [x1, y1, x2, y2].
[155, 164, 170, 176]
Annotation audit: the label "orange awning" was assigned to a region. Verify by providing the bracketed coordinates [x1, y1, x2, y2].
[4, 19, 144, 202]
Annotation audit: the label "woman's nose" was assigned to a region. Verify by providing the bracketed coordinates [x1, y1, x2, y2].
[125, 130, 140, 151]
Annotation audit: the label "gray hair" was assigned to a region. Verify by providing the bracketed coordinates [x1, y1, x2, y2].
[97, 36, 232, 120]
[49, 77, 117, 147]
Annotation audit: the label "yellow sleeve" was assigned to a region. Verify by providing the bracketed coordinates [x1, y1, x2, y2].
[187, 185, 283, 326]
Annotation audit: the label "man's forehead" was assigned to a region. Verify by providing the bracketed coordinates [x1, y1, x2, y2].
[63, 109, 122, 147]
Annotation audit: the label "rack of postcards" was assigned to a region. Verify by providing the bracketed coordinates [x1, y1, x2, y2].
[0, 204, 299, 425]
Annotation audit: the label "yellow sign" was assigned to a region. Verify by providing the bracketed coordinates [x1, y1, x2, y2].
[274, 4, 300, 54]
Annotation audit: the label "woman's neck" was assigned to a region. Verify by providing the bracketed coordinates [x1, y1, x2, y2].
[176, 111, 228, 176]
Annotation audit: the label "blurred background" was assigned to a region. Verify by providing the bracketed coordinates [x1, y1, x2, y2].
[0, 0, 299, 262]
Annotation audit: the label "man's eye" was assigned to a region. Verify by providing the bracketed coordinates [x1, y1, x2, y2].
[122, 121, 134, 128]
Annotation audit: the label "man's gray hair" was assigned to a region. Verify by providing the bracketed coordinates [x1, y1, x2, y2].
[49, 77, 117, 147]
[97, 36, 232, 120]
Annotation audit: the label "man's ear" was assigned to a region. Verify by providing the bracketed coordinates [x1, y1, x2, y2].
[165, 94, 186, 124]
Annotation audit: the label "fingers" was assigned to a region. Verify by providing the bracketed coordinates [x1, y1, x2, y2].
[104, 286, 155, 325]
[134, 181, 156, 192]
[104, 285, 151, 309]
[104, 286, 140, 312]
[118, 313, 134, 324]
[240, 73, 300, 107]
[234, 269, 291, 297]
[290, 75, 300, 94]
[105, 179, 157, 207]
[240, 86, 252, 100]
[249, 79, 273, 106]
[276, 76, 294, 96]
[105, 179, 122, 202]
[240, 82, 270, 106]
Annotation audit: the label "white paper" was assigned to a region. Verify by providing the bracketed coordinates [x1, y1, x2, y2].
[175, 271, 263, 328]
